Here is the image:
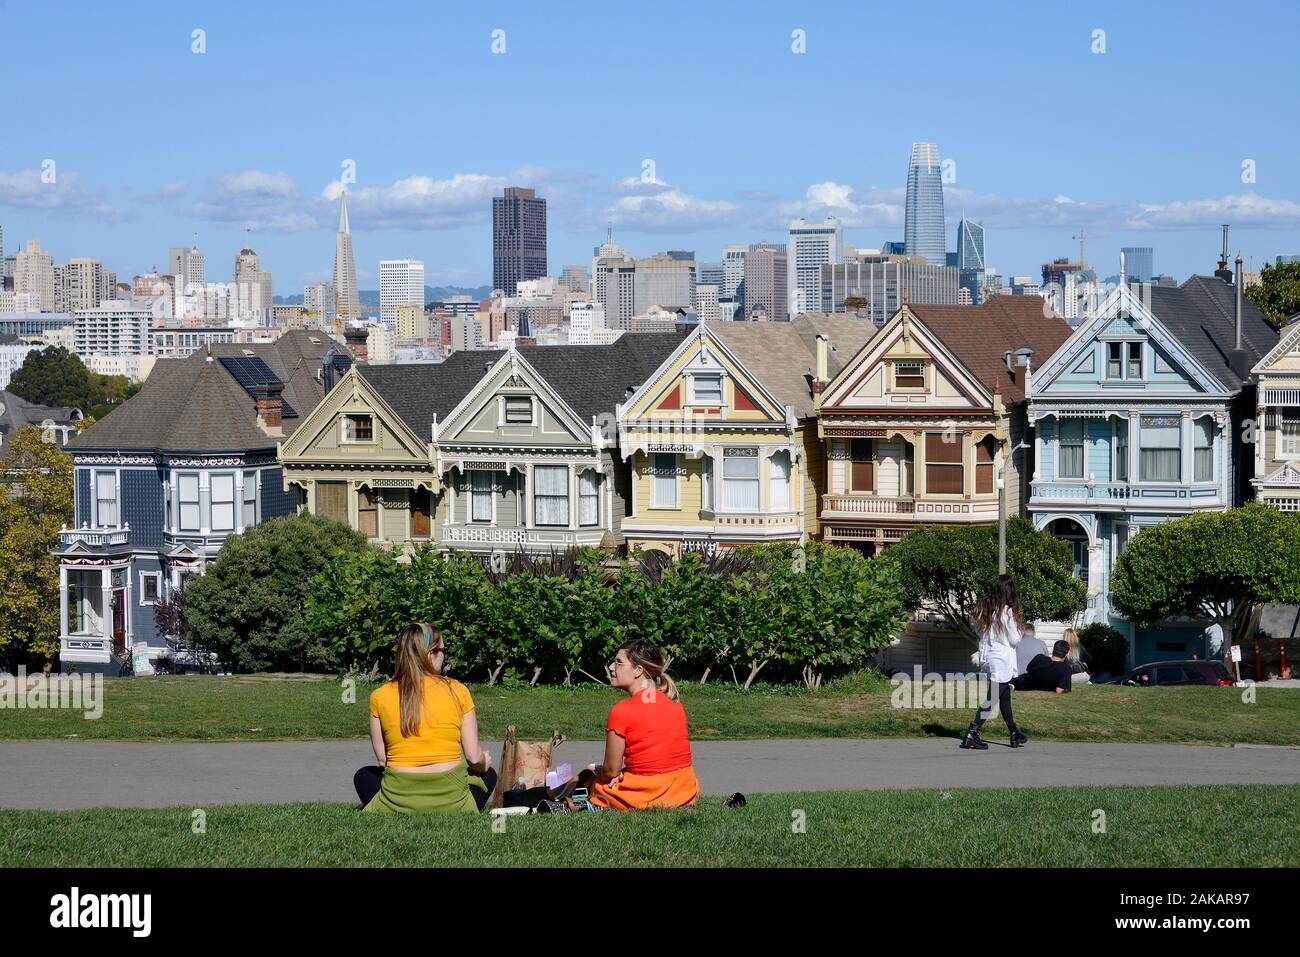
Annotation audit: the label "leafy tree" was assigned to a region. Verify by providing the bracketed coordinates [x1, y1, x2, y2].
[1245, 260, 1300, 330]
[882, 518, 1087, 641]
[186, 512, 372, 672]
[1077, 622, 1127, 678]
[6, 346, 138, 420]
[0, 427, 74, 665]
[1110, 504, 1300, 653]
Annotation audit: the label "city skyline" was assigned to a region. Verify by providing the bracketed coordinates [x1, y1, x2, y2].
[2, 2, 1299, 292]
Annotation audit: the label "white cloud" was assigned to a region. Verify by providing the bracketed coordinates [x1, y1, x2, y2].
[774, 181, 903, 229]
[321, 173, 505, 228]
[0, 167, 129, 222]
[606, 177, 743, 232]
[1127, 194, 1300, 229]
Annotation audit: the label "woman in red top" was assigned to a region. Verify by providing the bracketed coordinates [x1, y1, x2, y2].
[584, 639, 699, 810]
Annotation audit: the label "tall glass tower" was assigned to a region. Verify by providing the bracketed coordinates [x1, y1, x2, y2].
[956, 218, 986, 304]
[904, 142, 946, 268]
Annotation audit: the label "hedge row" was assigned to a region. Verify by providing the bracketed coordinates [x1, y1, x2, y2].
[305, 541, 908, 688]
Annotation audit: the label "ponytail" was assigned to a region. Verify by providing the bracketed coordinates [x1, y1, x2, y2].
[621, 638, 679, 702]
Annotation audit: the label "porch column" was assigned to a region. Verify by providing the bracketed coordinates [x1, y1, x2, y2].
[568, 464, 578, 531]
[525, 464, 534, 530]
[234, 472, 246, 532]
[1181, 411, 1193, 484]
[914, 430, 927, 496]
[59, 565, 69, 640]
[1128, 410, 1139, 483]
[1255, 406, 1267, 487]
[100, 571, 113, 645]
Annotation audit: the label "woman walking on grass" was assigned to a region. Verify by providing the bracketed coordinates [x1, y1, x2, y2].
[961, 575, 1029, 751]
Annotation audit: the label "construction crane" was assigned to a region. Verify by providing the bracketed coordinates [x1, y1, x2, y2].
[1071, 231, 1106, 268]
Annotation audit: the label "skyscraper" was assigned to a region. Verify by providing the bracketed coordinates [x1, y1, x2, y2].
[15, 240, 55, 312]
[232, 246, 274, 324]
[304, 282, 337, 328]
[1121, 247, 1154, 284]
[787, 217, 843, 317]
[956, 218, 986, 304]
[743, 243, 787, 321]
[492, 186, 547, 295]
[333, 192, 361, 322]
[379, 259, 425, 327]
[722, 244, 746, 298]
[168, 244, 205, 295]
[904, 142, 946, 267]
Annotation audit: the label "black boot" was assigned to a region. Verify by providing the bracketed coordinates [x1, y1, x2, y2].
[960, 721, 988, 750]
[1009, 725, 1028, 748]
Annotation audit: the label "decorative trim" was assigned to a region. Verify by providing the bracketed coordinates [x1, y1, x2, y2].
[74, 454, 156, 466]
[167, 456, 245, 468]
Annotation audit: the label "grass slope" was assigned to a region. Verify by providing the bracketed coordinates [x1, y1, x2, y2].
[1, 671, 1295, 746]
[1, 784, 1294, 867]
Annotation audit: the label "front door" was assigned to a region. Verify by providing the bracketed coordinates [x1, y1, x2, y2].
[112, 590, 126, 655]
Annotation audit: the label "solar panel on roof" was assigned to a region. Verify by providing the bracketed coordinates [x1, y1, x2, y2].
[218, 356, 298, 418]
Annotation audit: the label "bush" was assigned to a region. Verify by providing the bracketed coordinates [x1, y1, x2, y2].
[305, 541, 907, 687]
[186, 512, 372, 672]
[1077, 622, 1128, 678]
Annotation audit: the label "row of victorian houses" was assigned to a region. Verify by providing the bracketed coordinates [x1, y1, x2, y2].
[52, 257, 1293, 674]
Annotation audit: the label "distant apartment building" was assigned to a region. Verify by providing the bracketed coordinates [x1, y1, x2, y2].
[819, 253, 959, 323]
[304, 282, 337, 328]
[633, 253, 696, 313]
[74, 302, 154, 357]
[559, 265, 591, 295]
[492, 186, 547, 295]
[787, 218, 842, 317]
[152, 326, 238, 358]
[15, 240, 55, 311]
[367, 326, 394, 364]
[568, 301, 620, 344]
[722, 244, 746, 298]
[379, 259, 425, 327]
[394, 304, 428, 339]
[231, 247, 274, 324]
[1009, 276, 1042, 297]
[0, 337, 42, 391]
[693, 283, 723, 323]
[168, 244, 206, 294]
[743, 243, 787, 323]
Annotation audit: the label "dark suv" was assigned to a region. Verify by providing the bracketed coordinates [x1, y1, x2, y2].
[1111, 660, 1234, 687]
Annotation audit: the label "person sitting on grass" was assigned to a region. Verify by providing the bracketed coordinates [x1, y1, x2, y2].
[353, 623, 497, 814]
[1010, 640, 1075, 694]
[577, 639, 699, 811]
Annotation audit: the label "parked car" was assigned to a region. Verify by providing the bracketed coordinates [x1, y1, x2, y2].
[1108, 660, 1234, 687]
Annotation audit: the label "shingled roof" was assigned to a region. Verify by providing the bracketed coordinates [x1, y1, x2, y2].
[1147, 275, 1278, 392]
[358, 332, 689, 438]
[908, 297, 1074, 405]
[706, 314, 878, 419]
[0, 391, 82, 460]
[67, 330, 335, 453]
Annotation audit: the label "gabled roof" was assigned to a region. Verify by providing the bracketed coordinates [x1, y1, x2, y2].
[907, 298, 1073, 405]
[705, 314, 878, 418]
[0, 391, 82, 460]
[1148, 275, 1277, 391]
[67, 330, 335, 453]
[1251, 316, 1300, 374]
[357, 333, 689, 439]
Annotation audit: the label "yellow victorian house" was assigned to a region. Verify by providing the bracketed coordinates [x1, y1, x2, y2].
[617, 316, 875, 555]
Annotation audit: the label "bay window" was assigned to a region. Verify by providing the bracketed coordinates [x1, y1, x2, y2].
[925, 433, 963, 494]
[1139, 415, 1182, 482]
[722, 448, 760, 510]
[850, 439, 873, 493]
[975, 438, 996, 494]
[470, 471, 494, 522]
[357, 487, 378, 537]
[650, 453, 678, 508]
[1058, 420, 1085, 479]
[534, 465, 570, 526]
[242, 471, 258, 527]
[1113, 419, 1129, 482]
[770, 451, 791, 511]
[94, 471, 118, 527]
[1282, 410, 1300, 455]
[1194, 418, 1214, 482]
[579, 470, 599, 527]
[211, 473, 235, 531]
[178, 473, 201, 531]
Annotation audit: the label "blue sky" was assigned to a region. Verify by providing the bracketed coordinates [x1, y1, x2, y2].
[3, 0, 1299, 293]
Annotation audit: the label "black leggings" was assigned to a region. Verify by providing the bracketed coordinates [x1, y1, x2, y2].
[973, 681, 1016, 730]
[354, 766, 498, 811]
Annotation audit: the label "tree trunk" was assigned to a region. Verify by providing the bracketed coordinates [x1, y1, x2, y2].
[487, 662, 504, 685]
[530, 665, 543, 686]
[801, 665, 823, 690]
[562, 667, 573, 686]
[698, 666, 711, 685]
[742, 659, 768, 690]
[729, 663, 740, 688]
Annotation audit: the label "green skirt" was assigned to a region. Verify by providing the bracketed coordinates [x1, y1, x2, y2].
[362, 763, 489, 815]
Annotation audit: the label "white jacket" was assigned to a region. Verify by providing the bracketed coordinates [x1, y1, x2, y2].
[977, 607, 1022, 684]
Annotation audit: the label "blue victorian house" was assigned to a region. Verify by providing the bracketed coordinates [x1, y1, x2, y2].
[1028, 266, 1277, 665]
[53, 331, 343, 674]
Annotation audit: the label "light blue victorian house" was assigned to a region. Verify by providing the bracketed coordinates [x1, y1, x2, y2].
[1027, 268, 1277, 665]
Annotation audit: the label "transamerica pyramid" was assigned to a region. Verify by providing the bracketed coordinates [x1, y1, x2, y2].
[333, 190, 361, 321]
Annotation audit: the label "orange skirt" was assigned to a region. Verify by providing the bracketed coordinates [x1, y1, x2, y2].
[589, 765, 700, 811]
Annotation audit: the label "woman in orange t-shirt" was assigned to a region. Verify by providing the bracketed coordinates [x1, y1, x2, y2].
[584, 639, 699, 810]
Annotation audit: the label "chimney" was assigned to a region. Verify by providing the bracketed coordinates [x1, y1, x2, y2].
[254, 381, 284, 436]
[813, 334, 829, 394]
[1230, 254, 1250, 380]
[1214, 225, 1234, 283]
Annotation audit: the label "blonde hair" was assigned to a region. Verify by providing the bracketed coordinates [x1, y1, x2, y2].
[620, 639, 679, 702]
[1062, 627, 1082, 664]
[393, 623, 449, 738]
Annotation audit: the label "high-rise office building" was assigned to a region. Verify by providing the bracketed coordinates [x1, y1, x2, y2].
[304, 282, 337, 328]
[64, 258, 104, 311]
[379, 259, 425, 327]
[1121, 247, 1154, 284]
[168, 244, 205, 295]
[393, 304, 428, 339]
[492, 186, 547, 295]
[232, 246, 274, 324]
[633, 253, 695, 313]
[904, 142, 946, 267]
[698, 261, 724, 287]
[743, 243, 787, 321]
[787, 217, 842, 317]
[559, 265, 590, 295]
[722, 244, 746, 298]
[333, 192, 362, 321]
[956, 219, 987, 304]
[693, 283, 723, 323]
[15, 240, 55, 312]
[819, 253, 960, 323]
[594, 256, 636, 331]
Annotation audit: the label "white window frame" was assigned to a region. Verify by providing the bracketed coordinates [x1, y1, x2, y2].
[469, 470, 494, 523]
[177, 472, 201, 532]
[210, 472, 236, 532]
[503, 395, 534, 425]
[341, 413, 376, 444]
[650, 453, 679, 509]
[1127, 341, 1144, 380]
[1112, 419, 1129, 483]
[241, 470, 258, 528]
[93, 470, 119, 528]
[1281, 410, 1300, 457]
[892, 360, 926, 391]
[721, 447, 761, 511]
[1194, 416, 1215, 483]
[1057, 419, 1086, 480]
[769, 450, 792, 512]
[578, 469, 599, 527]
[139, 571, 162, 606]
[533, 464, 570, 527]
[1105, 342, 1123, 379]
[1138, 415, 1183, 483]
[688, 373, 723, 406]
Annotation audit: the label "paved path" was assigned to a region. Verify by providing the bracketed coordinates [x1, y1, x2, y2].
[2, 738, 1298, 810]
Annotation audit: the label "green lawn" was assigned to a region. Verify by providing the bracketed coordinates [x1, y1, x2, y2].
[1, 670, 1295, 745]
[1, 784, 1293, 867]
